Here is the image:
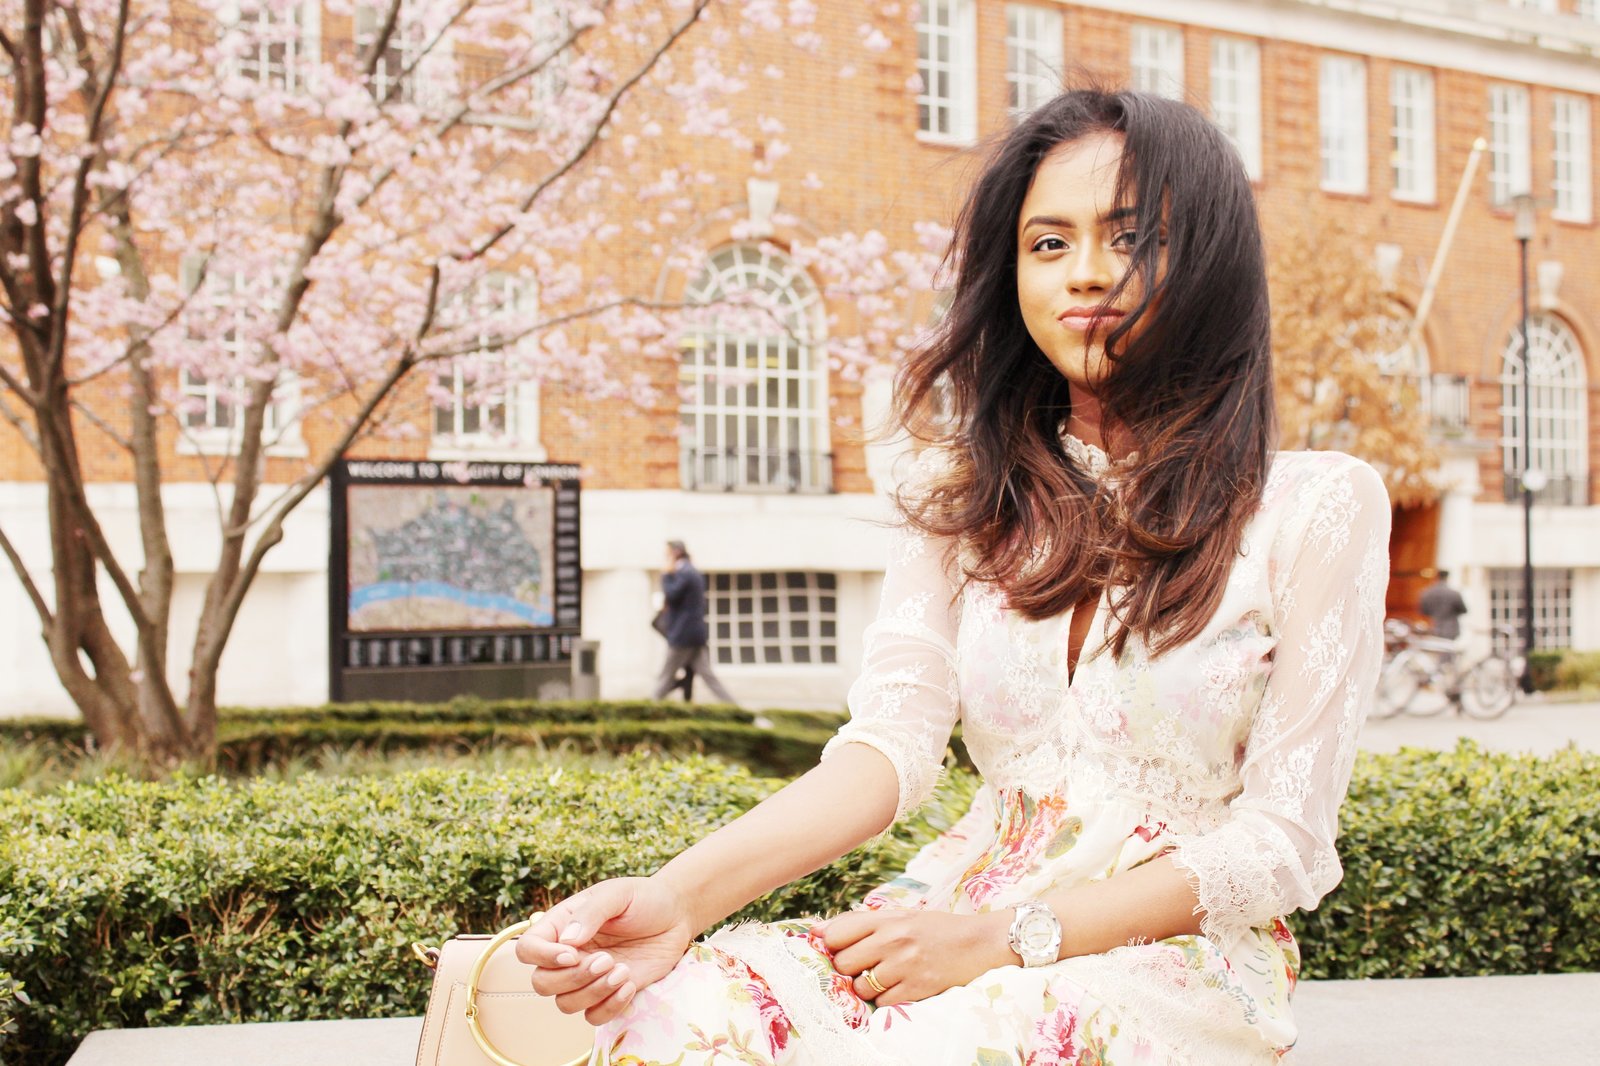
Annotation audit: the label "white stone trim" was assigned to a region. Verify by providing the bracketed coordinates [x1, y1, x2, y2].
[1057, 0, 1600, 93]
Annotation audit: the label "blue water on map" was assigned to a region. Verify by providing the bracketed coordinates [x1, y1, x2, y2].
[350, 581, 553, 626]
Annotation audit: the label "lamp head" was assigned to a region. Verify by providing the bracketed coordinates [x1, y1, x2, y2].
[1512, 192, 1536, 241]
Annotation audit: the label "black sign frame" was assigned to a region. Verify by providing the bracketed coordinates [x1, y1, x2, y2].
[328, 458, 581, 701]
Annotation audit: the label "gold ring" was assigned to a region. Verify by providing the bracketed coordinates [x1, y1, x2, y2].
[862, 967, 887, 995]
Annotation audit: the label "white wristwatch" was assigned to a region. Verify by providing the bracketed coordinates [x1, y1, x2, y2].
[1006, 899, 1062, 968]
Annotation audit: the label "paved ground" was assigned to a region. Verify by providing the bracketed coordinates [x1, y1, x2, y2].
[1357, 692, 1600, 755]
[64, 972, 1600, 1064]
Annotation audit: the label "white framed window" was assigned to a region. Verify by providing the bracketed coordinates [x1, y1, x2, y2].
[1488, 84, 1532, 206]
[1319, 55, 1367, 194]
[1130, 24, 1184, 100]
[1209, 36, 1261, 180]
[1005, 4, 1063, 120]
[1489, 568, 1573, 654]
[916, 0, 977, 143]
[707, 571, 839, 666]
[176, 255, 303, 457]
[1552, 93, 1592, 223]
[679, 244, 829, 494]
[430, 274, 543, 457]
[221, 0, 320, 91]
[526, 0, 570, 111]
[355, 0, 456, 108]
[1391, 67, 1436, 202]
[1506, 0, 1559, 11]
[1500, 314, 1589, 506]
[1579, 0, 1599, 21]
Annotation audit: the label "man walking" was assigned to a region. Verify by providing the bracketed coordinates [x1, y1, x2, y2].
[1419, 568, 1469, 640]
[652, 540, 738, 706]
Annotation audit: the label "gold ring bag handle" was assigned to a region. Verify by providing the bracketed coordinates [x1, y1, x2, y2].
[465, 918, 594, 1066]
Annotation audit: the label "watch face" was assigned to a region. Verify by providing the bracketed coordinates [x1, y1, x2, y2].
[1018, 912, 1056, 952]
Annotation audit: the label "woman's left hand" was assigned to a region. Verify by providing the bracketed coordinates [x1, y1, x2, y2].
[814, 908, 1016, 1007]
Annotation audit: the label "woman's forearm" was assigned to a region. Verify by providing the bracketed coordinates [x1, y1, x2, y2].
[652, 742, 900, 936]
[963, 855, 1205, 974]
[1046, 854, 1202, 956]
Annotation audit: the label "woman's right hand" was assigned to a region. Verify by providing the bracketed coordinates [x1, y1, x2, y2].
[514, 875, 696, 1026]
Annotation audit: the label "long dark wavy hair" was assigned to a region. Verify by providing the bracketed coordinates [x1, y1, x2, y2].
[896, 87, 1277, 659]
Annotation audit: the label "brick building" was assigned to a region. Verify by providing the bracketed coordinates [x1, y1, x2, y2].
[2, 0, 1597, 713]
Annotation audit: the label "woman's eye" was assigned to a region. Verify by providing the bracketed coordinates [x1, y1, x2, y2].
[1110, 230, 1139, 249]
[1031, 236, 1067, 253]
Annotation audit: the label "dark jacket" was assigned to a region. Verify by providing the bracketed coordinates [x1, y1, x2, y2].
[1419, 581, 1468, 640]
[661, 563, 710, 648]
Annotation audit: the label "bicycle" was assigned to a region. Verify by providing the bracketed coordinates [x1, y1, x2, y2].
[1373, 621, 1523, 720]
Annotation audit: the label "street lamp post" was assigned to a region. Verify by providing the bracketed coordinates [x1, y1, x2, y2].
[1512, 193, 1537, 693]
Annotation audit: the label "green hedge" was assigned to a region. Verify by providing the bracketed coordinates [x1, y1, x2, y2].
[0, 756, 974, 1066]
[0, 700, 855, 781]
[2, 742, 1596, 1064]
[1295, 741, 1600, 978]
[1554, 650, 1600, 692]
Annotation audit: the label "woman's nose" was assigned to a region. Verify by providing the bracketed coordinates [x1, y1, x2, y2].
[1066, 245, 1113, 293]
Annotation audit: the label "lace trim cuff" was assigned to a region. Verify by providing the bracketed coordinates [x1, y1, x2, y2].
[821, 726, 938, 822]
[1167, 829, 1290, 946]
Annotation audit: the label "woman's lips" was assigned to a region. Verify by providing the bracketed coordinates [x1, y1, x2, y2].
[1056, 310, 1123, 333]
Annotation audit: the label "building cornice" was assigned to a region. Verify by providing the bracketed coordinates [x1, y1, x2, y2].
[1067, 0, 1600, 93]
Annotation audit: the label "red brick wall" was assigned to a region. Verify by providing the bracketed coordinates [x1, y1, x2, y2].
[3, 1, 1595, 506]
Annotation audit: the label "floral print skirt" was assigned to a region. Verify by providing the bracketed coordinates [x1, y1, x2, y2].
[591, 787, 1299, 1065]
[590, 918, 1288, 1066]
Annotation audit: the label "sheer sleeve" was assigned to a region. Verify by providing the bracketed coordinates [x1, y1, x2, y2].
[1169, 457, 1391, 944]
[821, 520, 963, 822]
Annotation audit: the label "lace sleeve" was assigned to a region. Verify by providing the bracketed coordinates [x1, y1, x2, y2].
[821, 520, 963, 822]
[1169, 457, 1391, 944]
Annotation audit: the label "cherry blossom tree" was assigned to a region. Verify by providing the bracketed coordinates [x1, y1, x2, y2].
[0, 0, 937, 760]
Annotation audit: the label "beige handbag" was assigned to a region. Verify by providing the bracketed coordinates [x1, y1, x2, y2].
[413, 918, 596, 1066]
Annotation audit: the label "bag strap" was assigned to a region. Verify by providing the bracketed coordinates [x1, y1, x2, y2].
[466, 918, 594, 1066]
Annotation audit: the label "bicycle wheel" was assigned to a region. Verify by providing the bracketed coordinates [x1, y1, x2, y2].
[1461, 657, 1517, 719]
[1375, 652, 1423, 717]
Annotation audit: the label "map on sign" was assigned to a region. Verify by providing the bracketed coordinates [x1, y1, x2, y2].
[346, 485, 555, 631]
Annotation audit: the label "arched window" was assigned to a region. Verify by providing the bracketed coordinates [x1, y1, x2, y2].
[680, 244, 829, 492]
[1500, 313, 1589, 505]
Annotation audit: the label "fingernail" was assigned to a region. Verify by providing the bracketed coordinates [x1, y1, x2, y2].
[561, 922, 584, 942]
[618, 982, 636, 1001]
[607, 966, 628, 987]
[555, 950, 577, 967]
[589, 954, 611, 975]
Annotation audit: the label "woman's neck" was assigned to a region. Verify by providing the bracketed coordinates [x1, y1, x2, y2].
[1065, 393, 1134, 460]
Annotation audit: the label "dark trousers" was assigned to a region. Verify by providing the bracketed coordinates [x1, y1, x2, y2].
[652, 645, 737, 705]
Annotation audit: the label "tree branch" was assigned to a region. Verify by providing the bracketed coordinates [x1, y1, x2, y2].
[0, 519, 53, 630]
[471, 0, 715, 265]
[0, 390, 42, 458]
[71, 397, 133, 451]
[50, 0, 132, 360]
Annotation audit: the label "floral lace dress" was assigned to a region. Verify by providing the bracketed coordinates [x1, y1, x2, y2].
[592, 442, 1391, 1066]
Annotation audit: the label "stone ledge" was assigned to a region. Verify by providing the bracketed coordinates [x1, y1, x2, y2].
[65, 973, 1600, 1064]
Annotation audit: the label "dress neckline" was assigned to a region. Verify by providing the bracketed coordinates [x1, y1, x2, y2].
[1061, 431, 1139, 479]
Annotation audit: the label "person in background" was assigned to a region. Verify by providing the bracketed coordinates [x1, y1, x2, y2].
[651, 540, 737, 706]
[1419, 568, 1469, 640]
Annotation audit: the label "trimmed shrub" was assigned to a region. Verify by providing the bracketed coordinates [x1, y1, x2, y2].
[1294, 741, 1600, 978]
[0, 701, 855, 783]
[2, 742, 1596, 1063]
[0, 756, 974, 1065]
[1526, 651, 1564, 692]
[1553, 650, 1600, 692]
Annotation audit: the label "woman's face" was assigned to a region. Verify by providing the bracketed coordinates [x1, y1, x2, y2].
[1015, 130, 1159, 393]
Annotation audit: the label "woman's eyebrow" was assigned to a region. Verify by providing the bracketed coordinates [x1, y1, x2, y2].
[1019, 214, 1078, 231]
[1019, 205, 1140, 232]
